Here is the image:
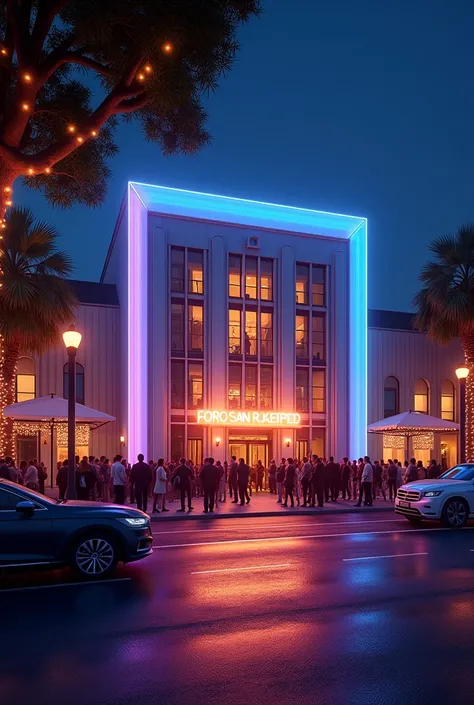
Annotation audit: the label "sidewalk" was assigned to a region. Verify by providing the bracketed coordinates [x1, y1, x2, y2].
[44, 486, 395, 521]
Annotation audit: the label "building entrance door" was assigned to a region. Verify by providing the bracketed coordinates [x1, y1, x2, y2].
[228, 435, 270, 468]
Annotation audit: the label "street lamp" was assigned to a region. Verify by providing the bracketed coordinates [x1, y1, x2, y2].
[63, 327, 82, 499]
[456, 365, 470, 463]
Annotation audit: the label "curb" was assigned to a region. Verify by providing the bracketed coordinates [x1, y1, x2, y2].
[150, 504, 395, 522]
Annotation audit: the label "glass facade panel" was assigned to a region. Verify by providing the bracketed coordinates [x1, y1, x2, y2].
[171, 247, 185, 292]
[229, 308, 241, 354]
[312, 265, 325, 306]
[228, 363, 242, 408]
[188, 362, 203, 409]
[296, 263, 309, 304]
[187, 438, 203, 465]
[245, 365, 258, 409]
[296, 313, 309, 359]
[311, 429, 325, 458]
[260, 366, 273, 409]
[260, 311, 273, 357]
[245, 257, 258, 300]
[296, 368, 309, 411]
[171, 302, 185, 353]
[188, 250, 204, 294]
[245, 310, 257, 356]
[188, 304, 204, 353]
[171, 360, 185, 408]
[312, 369, 325, 413]
[260, 259, 273, 301]
[171, 425, 185, 462]
[229, 254, 242, 298]
[312, 314, 325, 361]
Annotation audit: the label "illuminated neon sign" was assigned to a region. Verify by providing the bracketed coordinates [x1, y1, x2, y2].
[197, 410, 301, 427]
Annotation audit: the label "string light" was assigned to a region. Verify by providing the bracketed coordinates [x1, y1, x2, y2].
[91, 130, 97, 137]
[137, 73, 145, 82]
[0, 336, 10, 454]
[4, 187, 11, 193]
[161, 42, 173, 54]
[76, 136, 83, 143]
[27, 168, 34, 175]
[67, 124, 76, 133]
[21, 102, 30, 111]
[23, 73, 32, 83]
[144, 65, 152, 73]
[5, 200, 12, 206]
[1, 49, 7, 56]
[45, 167, 51, 174]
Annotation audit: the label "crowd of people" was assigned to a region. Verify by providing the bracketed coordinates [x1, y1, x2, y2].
[0, 452, 444, 513]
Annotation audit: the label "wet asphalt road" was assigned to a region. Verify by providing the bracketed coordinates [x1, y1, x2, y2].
[2, 511, 474, 705]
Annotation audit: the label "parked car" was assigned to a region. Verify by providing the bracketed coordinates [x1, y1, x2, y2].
[395, 464, 474, 527]
[0, 478, 153, 578]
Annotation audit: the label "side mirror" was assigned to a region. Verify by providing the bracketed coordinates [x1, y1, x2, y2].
[15, 500, 35, 518]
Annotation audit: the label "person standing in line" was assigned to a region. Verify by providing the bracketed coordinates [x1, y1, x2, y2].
[341, 457, 351, 500]
[373, 460, 382, 499]
[355, 456, 373, 506]
[268, 459, 277, 493]
[428, 459, 441, 479]
[294, 460, 301, 506]
[56, 459, 69, 500]
[101, 457, 111, 502]
[395, 460, 404, 489]
[405, 458, 418, 484]
[237, 458, 251, 505]
[417, 460, 427, 480]
[174, 457, 194, 512]
[310, 455, 325, 508]
[200, 457, 219, 513]
[256, 460, 265, 492]
[216, 460, 226, 503]
[350, 460, 358, 500]
[76, 457, 93, 501]
[37, 462, 47, 494]
[276, 458, 286, 504]
[387, 459, 398, 501]
[323, 459, 332, 502]
[229, 456, 239, 503]
[300, 457, 312, 507]
[24, 459, 39, 490]
[130, 454, 153, 513]
[326, 456, 340, 502]
[283, 458, 296, 507]
[111, 454, 126, 504]
[152, 459, 168, 513]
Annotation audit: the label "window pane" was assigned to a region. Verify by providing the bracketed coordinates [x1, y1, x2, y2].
[229, 255, 242, 298]
[312, 265, 325, 306]
[312, 314, 325, 361]
[228, 363, 242, 408]
[296, 263, 309, 304]
[245, 257, 257, 300]
[260, 259, 273, 301]
[441, 380, 455, 421]
[229, 308, 241, 354]
[312, 369, 325, 413]
[296, 314, 309, 358]
[260, 311, 273, 357]
[171, 247, 185, 292]
[171, 360, 185, 408]
[414, 379, 428, 413]
[171, 302, 185, 353]
[296, 368, 309, 411]
[188, 362, 203, 409]
[311, 429, 325, 458]
[384, 376, 399, 417]
[188, 304, 204, 353]
[188, 250, 204, 295]
[260, 366, 273, 409]
[245, 310, 257, 356]
[16, 374, 35, 402]
[171, 425, 185, 462]
[245, 366, 257, 409]
[187, 438, 203, 466]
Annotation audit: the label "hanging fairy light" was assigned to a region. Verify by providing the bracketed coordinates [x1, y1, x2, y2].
[67, 124, 76, 133]
[144, 64, 152, 73]
[21, 102, 30, 112]
[23, 73, 32, 83]
[161, 42, 173, 54]
[76, 136, 83, 143]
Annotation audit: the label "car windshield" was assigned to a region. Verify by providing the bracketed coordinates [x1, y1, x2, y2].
[439, 465, 474, 481]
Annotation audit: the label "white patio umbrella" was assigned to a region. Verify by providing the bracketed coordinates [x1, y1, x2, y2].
[3, 394, 115, 485]
[367, 410, 459, 459]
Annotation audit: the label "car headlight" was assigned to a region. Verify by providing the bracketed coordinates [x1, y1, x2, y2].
[423, 490, 443, 497]
[117, 517, 149, 527]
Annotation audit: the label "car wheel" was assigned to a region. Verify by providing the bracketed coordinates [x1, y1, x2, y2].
[70, 533, 119, 579]
[442, 498, 469, 528]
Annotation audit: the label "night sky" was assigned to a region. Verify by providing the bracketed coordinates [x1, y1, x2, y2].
[15, 0, 474, 312]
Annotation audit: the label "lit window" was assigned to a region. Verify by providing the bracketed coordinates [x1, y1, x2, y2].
[312, 265, 325, 306]
[312, 314, 325, 362]
[296, 313, 309, 359]
[296, 368, 309, 411]
[441, 380, 455, 421]
[260, 366, 273, 409]
[63, 363, 84, 405]
[188, 304, 204, 354]
[171, 360, 185, 408]
[245, 310, 257, 356]
[245, 257, 257, 300]
[188, 250, 204, 295]
[384, 376, 399, 418]
[312, 369, 325, 413]
[15, 357, 36, 402]
[229, 254, 242, 298]
[296, 263, 309, 304]
[229, 308, 242, 355]
[260, 311, 273, 358]
[171, 425, 185, 462]
[260, 259, 273, 301]
[188, 362, 203, 408]
[171, 247, 185, 293]
[245, 366, 257, 409]
[228, 363, 242, 408]
[171, 301, 185, 354]
[414, 378, 429, 414]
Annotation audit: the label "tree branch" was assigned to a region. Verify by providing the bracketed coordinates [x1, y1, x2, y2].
[115, 93, 149, 113]
[31, 0, 70, 55]
[47, 51, 115, 80]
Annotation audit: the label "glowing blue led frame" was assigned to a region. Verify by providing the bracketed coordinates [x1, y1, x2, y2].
[127, 181, 368, 460]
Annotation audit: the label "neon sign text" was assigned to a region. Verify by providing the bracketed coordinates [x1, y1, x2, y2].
[197, 410, 301, 427]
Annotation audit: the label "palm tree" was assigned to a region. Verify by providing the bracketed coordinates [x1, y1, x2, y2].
[413, 224, 474, 460]
[0, 206, 77, 456]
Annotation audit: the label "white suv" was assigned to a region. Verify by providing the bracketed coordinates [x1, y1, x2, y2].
[395, 464, 474, 527]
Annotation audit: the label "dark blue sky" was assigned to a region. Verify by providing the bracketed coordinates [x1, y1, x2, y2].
[15, 0, 474, 312]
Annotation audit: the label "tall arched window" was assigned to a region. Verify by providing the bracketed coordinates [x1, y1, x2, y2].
[63, 363, 85, 405]
[414, 378, 429, 414]
[441, 380, 455, 421]
[384, 376, 399, 418]
[16, 357, 36, 402]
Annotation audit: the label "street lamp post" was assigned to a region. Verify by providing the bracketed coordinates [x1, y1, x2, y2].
[63, 328, 82, 499]
[456, 365, 470, 464]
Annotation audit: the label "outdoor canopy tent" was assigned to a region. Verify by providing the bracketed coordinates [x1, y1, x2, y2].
[367, 410, 459, 459]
